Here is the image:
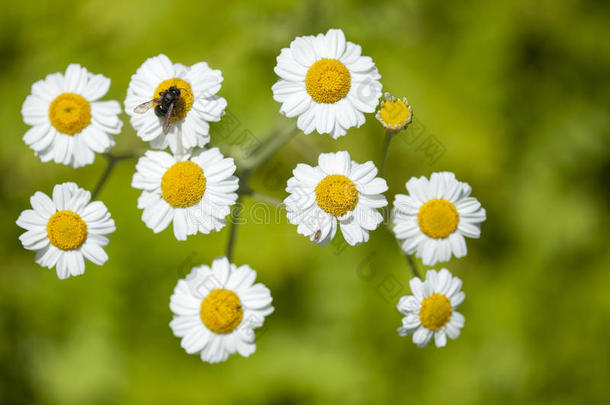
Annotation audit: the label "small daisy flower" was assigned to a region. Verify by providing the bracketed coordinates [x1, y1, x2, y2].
[131, 148, 238, 240]
[272, 28, 382, 139]
[284, 151, 388, 246]
[397, 269, 465, 348]
[16, 182, 116, 279]
[21, 64, 123, 168]
[376, 92, 413, 132]
[125, 54, 227, 153]
[392, 172, 486, 266]
[170, 257, 274, 363]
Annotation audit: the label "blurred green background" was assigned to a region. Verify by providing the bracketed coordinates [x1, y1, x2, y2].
[1, 0, 609, 404]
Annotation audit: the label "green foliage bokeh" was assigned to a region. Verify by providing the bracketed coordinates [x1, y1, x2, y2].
[1, 0, 609, 404]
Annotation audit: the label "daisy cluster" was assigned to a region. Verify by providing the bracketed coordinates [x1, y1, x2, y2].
[16, 28, 487, 362]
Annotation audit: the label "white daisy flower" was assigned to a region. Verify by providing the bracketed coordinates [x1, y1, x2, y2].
[21, 64, 123, 168]
[392, 172, 486, 266]
[284, 151, 388, 246]
[124, 54, 227, 153]
[16, 182, 116, 279]
[170, 257, 274, 363]
[397, 268, 465, 348]
[131, 148, 238, 241]
[376, 92, 413, 132]
[272, 28, 382, 139]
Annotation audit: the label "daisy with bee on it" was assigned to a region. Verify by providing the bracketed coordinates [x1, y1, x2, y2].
[124, 54, 227, 153]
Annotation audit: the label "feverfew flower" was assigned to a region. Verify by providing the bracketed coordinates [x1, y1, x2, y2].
[16, 182, 115, 279]
[376, 92, 413, 132]
[21, 64, 122, 168]
[397, 269, 465, 348]
[392, 172, 486, 266]
[285, 151, 388, 246]
[131, 148, 238, 240]
[170, 257, 274, 363]
[124, 54, 227, 153]
[272, 28, 382, 139]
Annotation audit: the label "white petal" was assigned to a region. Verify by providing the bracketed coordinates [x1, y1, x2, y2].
[31, 192, 56, 218]
[434, 330, 447, 348]
[412, 326, 433, 348]
[81, 240, 109, 265]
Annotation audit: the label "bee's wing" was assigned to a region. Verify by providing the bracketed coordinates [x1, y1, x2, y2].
[133, 98, 160, 114]
[162, 101, 175, 135]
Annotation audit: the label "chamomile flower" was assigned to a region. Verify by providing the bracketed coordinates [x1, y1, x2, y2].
[125, 54, 227, 153]
[21, 64, 122, 168]
[16, 182, 115, 279]
[392, 172, 486, 266]
[376, 92, 413, 132]
[272, 28, 382, 139]
[397, 269, 465, 348]
[131, 148, 238, 240]
[169, 257, 274, 363]
[285, 151, 388, 246]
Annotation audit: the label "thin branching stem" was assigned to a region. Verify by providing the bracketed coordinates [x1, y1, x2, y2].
[225, 125, 298, 260]
[91, 153, 136, 200]
[379, 130, 395, 178]
[405, 254, 422, 280]
[250, 191, 284, 208]
[226, 195, 242, 262]
[240, 126, 300, 174]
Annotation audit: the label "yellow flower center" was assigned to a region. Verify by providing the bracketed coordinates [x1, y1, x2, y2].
[46, 210, 88, 250]
[161, 161, 206, 208]
[48, 93, 91, 135]
[153, 78, 194, 122]
[379, 99, 412, 129]
[200, 289, 244, 334]
[305, 58, 351, 104]
[315, 174, 359, 217]
[419, 293, 452, 330]
[417, 199, 459, 239]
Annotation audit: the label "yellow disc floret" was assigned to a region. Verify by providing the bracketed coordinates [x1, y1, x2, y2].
[315, 174, 359, 217]
[48, 93, 91, 135]
[153, 78, 194, 122]
[161, 161, 206, 208]
[419, 292, 452, 330]
[376, 93, 412, 132]
[417, 199, 459, 239]
[200, 289, 244, 334]
[305, 58, 351, 104]
[46, 210, 88, 250]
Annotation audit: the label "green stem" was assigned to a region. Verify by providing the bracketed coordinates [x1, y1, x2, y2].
[224, 123, 297, 260]
[224, 125, 298, 260]
[384, 222, 422, 280]
[379, 130, 395, 178]
[405, 254, 422, 280]
[226, 195, 243, 262]
[240, 126, 299, 174]
[91, 153, 135, 200]
[251, 191, 284, 207]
